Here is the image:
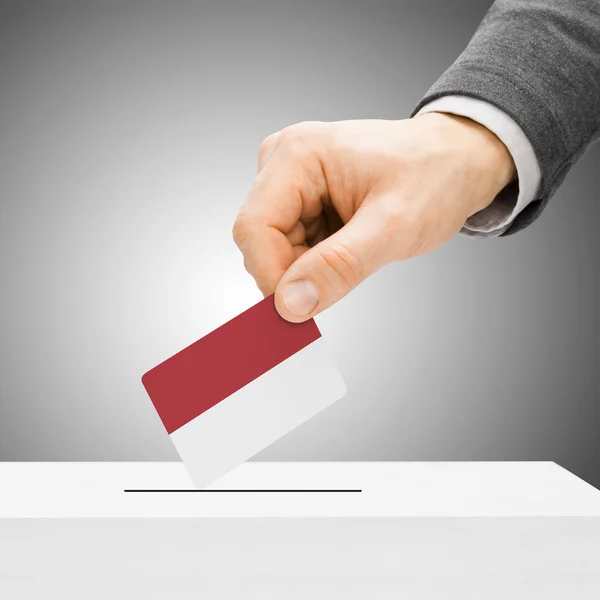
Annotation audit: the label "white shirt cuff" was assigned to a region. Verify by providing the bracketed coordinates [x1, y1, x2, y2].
[416, 96, 541, 238]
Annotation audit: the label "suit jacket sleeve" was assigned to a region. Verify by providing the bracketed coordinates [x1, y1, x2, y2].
[412, 0, 600, 236]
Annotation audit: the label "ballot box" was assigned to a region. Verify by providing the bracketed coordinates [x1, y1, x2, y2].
[1, 462, 600, 599]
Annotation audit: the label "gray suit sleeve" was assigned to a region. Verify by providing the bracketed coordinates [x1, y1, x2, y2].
[412, 0, 600, 235]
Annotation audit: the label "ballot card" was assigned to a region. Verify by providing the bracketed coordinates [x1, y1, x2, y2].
[142, 294, 346, 489]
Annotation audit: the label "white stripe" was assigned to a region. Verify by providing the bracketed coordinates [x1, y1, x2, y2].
[170, 337, 346, 489]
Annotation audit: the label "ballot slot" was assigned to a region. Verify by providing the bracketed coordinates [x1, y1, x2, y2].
[123, 488, 362, 493]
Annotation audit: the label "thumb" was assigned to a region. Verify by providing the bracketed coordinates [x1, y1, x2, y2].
[274, 204, 391, 322]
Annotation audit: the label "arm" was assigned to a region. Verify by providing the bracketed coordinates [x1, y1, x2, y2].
[413, 0, 600, 236]
[233, 0, 600, 321]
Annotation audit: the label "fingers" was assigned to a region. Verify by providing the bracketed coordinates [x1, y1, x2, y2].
[274, 201, 392, 322]
[256, 121, 325, 173]
[286, 220, 307, 246]
[257, 132, 280, 173]
[233, 127, 328, 295]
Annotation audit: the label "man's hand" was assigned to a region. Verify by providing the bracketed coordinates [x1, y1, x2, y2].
[233, 114, 516, 322]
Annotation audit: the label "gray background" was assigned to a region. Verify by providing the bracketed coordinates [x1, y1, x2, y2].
[1, 0, 599, 487]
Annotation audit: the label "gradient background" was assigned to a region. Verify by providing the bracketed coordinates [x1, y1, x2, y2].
[1, 0, 599, 488]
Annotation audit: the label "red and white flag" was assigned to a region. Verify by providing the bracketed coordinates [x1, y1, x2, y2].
[142, 295, 346, 489]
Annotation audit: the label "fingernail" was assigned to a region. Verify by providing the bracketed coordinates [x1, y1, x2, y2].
[282, 280, 319, 317]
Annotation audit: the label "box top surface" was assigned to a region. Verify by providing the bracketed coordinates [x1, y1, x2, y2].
[1, 461, 599, 518]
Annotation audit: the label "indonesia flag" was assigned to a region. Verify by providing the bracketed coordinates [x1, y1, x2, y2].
[142, 295, 346, 489]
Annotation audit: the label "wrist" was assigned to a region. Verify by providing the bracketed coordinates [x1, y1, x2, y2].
[418, 112, 517, 216]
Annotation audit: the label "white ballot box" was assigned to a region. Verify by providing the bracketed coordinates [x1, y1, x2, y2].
[1, 462, 600, 599]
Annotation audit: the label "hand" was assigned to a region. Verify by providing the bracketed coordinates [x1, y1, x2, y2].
[233, 114, 516, 322]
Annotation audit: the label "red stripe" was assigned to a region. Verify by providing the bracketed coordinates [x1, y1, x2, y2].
[142, 294, 321, 434]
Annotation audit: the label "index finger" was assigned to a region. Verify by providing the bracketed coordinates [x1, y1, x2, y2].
[233, 139, 326, 294]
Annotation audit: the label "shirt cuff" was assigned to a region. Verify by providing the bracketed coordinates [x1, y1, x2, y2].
[415, 95, 541, 238]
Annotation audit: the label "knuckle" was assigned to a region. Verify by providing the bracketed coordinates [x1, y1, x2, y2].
[278, 125, 300, 146]
[275, 122, 328, 167]
[258, 133, 278, 164]
[316, 242, 364, 290]
[232, 213, 250, 248]
[278, 123, 313, 149]
[284, 135, 313, 166]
